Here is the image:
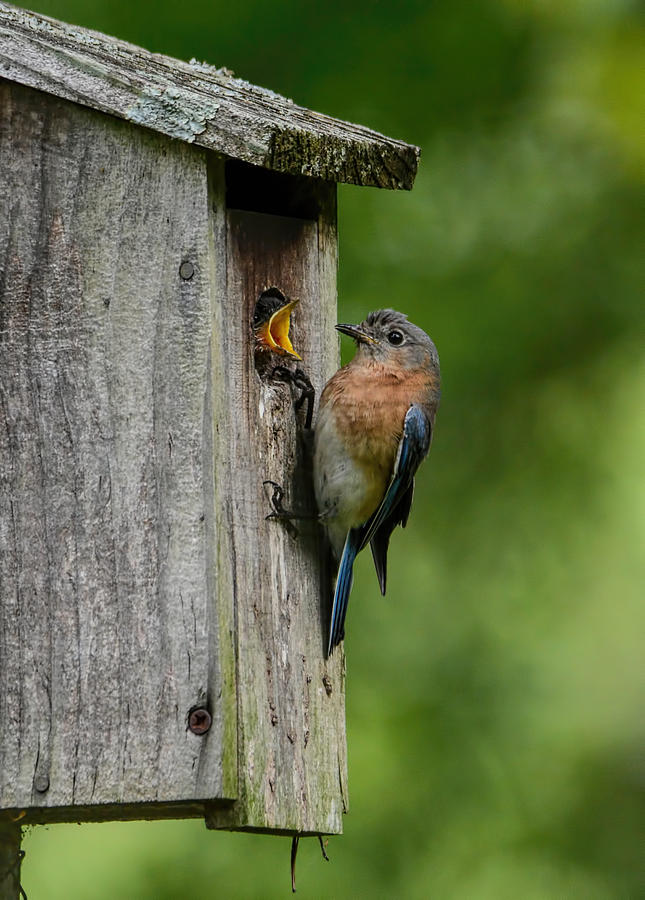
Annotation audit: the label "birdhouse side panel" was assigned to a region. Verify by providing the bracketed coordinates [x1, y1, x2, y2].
[206, 199, 347, 836]
[0, 81, 236, 820]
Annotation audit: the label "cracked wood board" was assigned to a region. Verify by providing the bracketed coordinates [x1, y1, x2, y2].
[206, 203, 348, 834]
[0, 81, 236, 821]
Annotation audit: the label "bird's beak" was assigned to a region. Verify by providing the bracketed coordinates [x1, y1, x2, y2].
[256, 298, 302, 359]
[335, 323, 377, 345]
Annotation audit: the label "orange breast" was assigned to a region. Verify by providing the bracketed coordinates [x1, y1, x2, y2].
[320, 361, 434, 491]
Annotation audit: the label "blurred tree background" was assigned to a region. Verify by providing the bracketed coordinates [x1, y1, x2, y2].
[19, 0, 643, 897]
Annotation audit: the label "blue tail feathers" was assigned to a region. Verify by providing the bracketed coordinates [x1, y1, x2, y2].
[327, 530, 361, 656]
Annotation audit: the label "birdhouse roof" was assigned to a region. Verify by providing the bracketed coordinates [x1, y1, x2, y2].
[0, 2, 419, 190]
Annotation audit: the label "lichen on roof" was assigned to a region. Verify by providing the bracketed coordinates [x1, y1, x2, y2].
[0, 1, 419, 189]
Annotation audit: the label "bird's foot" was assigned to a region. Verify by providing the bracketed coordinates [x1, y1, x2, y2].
[263, 481, 300, 538]
[292, 369, 315, 429]
[264, 480, 290, 518]
[273, 366, 315, 429]
[263, 480, 322, 538]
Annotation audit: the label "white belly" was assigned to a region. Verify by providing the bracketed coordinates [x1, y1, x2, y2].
[313, 404, 377, 557]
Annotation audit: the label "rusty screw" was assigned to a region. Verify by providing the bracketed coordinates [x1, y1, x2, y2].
[179, 260, 195, 280]
[188, 707, 212, 735]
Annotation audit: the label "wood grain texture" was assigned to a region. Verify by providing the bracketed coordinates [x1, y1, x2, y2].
[0, 80, 236, 821]
[206, 198, 348, 835]
[0, 80, 347, 834]
[0, 1, 419, 190]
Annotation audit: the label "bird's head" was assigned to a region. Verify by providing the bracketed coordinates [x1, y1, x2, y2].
[336, 308, 439, 373]
[254, 287, 301, 360]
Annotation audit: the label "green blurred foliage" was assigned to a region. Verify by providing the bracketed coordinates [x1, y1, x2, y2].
[20, 0, 644, 896]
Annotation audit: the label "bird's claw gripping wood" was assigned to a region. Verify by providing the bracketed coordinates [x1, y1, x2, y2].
[273, 365, 316, 429]
[263, 481, 300, 538]
[263, 480, 320, 526]
[292, 369, 316, 430]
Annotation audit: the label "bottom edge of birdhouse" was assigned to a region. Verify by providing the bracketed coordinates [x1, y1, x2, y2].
[0, 798, 235, 827]
[205, 802, 344, 837]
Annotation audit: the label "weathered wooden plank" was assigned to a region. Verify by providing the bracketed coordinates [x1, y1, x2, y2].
[0, 80, 236, 820]
[0, 1, 419, 190]
[206, 198, 348, 834]
[1, 79, 346, 835]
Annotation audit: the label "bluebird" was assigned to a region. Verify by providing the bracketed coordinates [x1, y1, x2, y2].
[254, 287, 302, 360]
[314, 309, 440, 655]
[254, 287, 315, 428]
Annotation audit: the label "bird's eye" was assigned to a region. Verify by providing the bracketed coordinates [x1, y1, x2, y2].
[387, 330, 404, 346]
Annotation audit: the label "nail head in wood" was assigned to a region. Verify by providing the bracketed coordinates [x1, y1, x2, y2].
[33, 775, 50, 793]
[188, 708, 212, 735]
[179, 260, 195, 280]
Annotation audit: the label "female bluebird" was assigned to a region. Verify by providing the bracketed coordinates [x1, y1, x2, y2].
[314, 309, 440, 655]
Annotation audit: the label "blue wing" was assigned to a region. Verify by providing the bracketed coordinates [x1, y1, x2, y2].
[361, 404, 432, 591]
[327, 405, 431, 655]
[327, 528, 362, 655]
[369, 481, 414, 595]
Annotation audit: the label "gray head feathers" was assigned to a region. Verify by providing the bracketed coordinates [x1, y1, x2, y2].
[345, 308, 440, 371]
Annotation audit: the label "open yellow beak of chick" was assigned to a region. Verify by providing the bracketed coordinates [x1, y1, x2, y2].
[254, 288, 302, 360]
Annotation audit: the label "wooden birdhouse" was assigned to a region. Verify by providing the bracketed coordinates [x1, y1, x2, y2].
[0, 0, 418, 863]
